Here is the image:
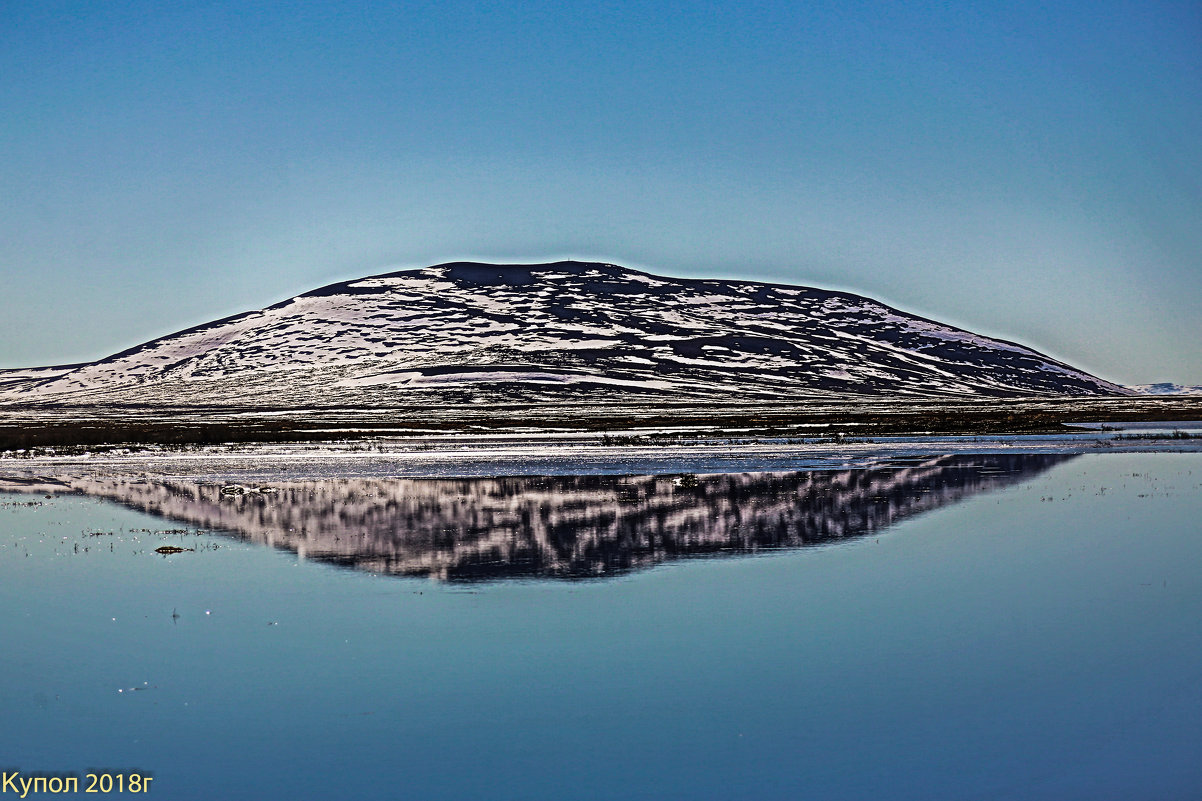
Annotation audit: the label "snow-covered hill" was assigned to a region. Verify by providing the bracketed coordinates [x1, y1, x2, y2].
[0, 261, 1130, 407]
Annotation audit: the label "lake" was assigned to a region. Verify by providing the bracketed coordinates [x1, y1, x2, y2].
[2, 452, 1200, 799]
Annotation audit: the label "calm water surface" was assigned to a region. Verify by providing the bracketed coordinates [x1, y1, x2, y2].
[1, 453, 1200, 800]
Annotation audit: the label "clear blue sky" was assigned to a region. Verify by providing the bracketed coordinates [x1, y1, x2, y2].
[2, 0, 1199, 384]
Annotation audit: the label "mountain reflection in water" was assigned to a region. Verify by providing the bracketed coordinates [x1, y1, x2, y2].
[60, 455, 1072, 580]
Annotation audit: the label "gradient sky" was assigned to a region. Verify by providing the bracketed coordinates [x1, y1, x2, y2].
[2, 0, 1199, 384]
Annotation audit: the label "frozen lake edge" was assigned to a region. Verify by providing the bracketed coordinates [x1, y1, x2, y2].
[3, 423, 1201, 482]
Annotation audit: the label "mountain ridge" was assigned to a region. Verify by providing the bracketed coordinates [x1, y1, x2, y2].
[0, 261, 1131, 407]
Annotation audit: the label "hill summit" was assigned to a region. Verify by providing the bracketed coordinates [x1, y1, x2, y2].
[0, 261, 1129, 407]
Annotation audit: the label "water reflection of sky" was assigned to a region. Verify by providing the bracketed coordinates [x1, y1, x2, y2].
[1, 453, 1201, 800]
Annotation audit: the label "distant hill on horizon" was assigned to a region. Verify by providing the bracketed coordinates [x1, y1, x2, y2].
[0, 261, 1132, 408]
[1128, 383, 1202, 396]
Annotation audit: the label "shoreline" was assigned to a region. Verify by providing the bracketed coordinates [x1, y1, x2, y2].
[2, 426, 1200, 482]
[3, 395, 1202, 450]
